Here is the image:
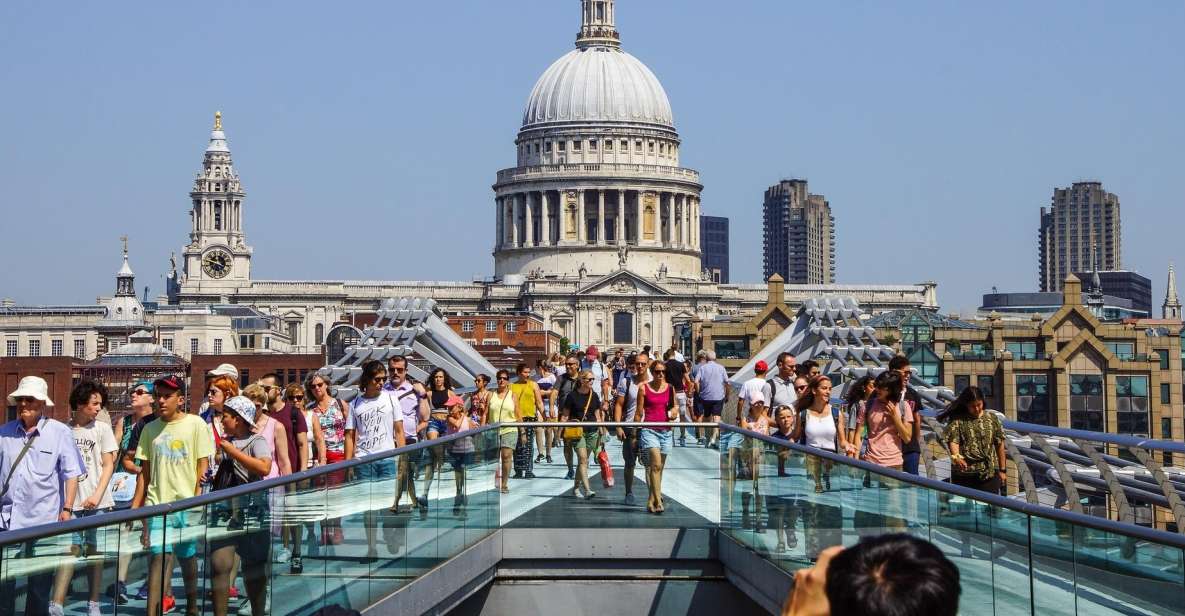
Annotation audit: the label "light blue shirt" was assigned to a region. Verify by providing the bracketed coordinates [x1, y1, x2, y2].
[0, 417, 85, 531]
[695, 361, 729, 402]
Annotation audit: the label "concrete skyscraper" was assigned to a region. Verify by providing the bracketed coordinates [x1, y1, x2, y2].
[762, 179, 835, 285]
[1039, 181, 1121, 293]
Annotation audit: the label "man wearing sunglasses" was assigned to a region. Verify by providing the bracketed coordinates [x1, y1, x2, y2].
[385, 356, 430, 514]
[613, 352, 650, 506]
[550, 357, 582, 480]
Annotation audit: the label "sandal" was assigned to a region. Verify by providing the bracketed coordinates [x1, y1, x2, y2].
[499, 487, 510, 494]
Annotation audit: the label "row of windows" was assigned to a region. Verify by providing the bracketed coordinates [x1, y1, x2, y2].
[5, 339, 87, 358]
[461, 320, 520, 334]
[522, 139, 677, 156]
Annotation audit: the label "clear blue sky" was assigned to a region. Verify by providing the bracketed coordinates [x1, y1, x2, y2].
[1, 1, 1181, 314]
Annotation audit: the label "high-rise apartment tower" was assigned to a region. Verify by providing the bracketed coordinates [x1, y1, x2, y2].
[1039, 181, 1121, 292]
[762, 179, 835, 284]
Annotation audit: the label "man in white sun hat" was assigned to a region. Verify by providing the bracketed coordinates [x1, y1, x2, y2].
[0, 376, 86, 616]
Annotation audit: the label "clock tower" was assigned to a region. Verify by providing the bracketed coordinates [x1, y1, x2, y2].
[174, 112, 253, 301]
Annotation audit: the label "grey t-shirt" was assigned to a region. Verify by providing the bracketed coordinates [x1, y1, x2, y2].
[227, 434, 272, 482]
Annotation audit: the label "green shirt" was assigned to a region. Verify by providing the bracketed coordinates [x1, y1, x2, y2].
[945, 412, 1004, 481]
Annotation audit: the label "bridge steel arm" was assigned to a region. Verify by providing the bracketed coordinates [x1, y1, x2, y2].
[1128, 447, 1185, 534]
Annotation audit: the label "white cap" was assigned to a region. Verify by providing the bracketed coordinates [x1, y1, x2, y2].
[7, 376, 54, 407]
[207, 363, 239, 380]
[674, 351, 685, 363]
[749, 392, 767, 406]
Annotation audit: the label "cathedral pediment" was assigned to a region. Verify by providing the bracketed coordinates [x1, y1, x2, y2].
[576, 269, 671, 297]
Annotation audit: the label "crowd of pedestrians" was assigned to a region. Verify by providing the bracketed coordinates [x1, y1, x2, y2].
[0, 344, 996, 615]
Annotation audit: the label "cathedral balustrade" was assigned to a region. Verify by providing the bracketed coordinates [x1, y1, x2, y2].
[496, 162, 701, 185]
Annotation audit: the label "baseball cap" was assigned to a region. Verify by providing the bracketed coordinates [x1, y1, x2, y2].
[673, 351, 685, 363]
[207, 363, 239, 380]
[445, 393, 465, 408]
[755, 360, 769, 373]
[153, 374, 186, 394]
[749, 392, 767, 406]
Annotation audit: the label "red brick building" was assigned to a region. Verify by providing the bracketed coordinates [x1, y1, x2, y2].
[0, 357, 75, 422]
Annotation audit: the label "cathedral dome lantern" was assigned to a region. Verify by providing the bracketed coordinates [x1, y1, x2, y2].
[494, 0, 703, 282]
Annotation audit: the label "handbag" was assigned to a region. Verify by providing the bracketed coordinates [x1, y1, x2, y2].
[597, 444, 615, 488]
[563, 391, 592, 441]
[109, 471, 137, 503]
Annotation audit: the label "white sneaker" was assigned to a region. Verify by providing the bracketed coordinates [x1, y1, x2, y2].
[48, 603, 66, 616]
[272, 546, 292, 563]
[87, 601, 103, 616]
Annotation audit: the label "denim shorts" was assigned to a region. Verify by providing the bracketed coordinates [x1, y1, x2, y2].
[70, 507, 112, 550]
[639, 428, 673, 456]
[428, 416, 448, 436]
[355, 458, 397, 481]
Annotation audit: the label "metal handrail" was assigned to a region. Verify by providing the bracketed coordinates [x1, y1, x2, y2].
[920, 409, 1185, 453]
[720, 424, 1185, 550]
[0, 424, 502, 546]
[5, 421, 1184, 552]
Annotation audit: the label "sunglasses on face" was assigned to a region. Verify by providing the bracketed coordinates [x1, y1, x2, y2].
[496, 376, 508, 381]
[131, 390, 149, 396]
[312, 382, 327, 389]
[652, 369, 666, 375]
[287, 395, 305, 401]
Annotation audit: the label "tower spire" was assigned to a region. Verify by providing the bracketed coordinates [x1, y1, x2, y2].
[214, 110, 222, 131]
[576, 0, 620, 49]
[116, 236, 135, 296]
[1164, 263, 1182, 320]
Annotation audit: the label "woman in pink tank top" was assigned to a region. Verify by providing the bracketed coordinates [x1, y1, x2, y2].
[637, 360, 677, 514]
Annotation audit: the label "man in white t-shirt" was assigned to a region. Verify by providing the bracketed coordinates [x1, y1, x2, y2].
[52, 380, 118, 616]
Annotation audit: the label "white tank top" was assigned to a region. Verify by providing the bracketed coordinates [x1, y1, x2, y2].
[804, 410, 837, 451]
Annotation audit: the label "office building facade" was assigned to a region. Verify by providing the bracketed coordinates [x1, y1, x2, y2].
[700, 215, 729, 283]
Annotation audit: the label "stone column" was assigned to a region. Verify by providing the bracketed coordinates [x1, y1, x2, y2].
[597, 190, 606, 245]
[664, 193, 672, 246]
[495, 197, 503, 250]
[616, 189, 625, 245]
[511, 195, 521, 247]
[635, 192, 644, 244]
[680, 194, 689, 248]
[540, 191, 551, 246]
[524, 192, 535, 247]
[577, 189, 587, 243]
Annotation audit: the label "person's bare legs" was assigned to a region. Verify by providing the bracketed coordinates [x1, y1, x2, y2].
[242, 564, 268, 616]
[179, 555, 199, 614]
[563, 439, 575, 475]
[50, 545, 79, 609]
[210, 545, 236, 616]
[500, 447, 513, 491]
[653, 452, 667, 511]
[645, 448, 664, 511]
[575, 447, 591, 495]
[145, 552, 172, 616]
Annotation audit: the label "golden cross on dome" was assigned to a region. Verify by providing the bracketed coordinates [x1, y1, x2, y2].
[214, 111, 222, 131]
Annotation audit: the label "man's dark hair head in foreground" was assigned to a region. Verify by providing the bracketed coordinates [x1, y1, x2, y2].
[825, 534, 960, 616]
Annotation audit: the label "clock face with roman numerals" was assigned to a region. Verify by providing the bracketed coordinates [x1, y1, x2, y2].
[202, 249, 233, 279]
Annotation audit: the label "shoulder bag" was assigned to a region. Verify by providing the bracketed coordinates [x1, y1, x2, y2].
[563, 393, 591, 441]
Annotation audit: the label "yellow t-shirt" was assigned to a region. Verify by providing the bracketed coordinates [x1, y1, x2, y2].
[510, 381, 537, 419]
[489, 390, 518, 435]
[135, 414, 215, 505]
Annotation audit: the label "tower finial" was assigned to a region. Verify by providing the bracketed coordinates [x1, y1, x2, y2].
[576, 0, 620, 48]
[214, 111, 222, 131]
[121, 235, 128, 259]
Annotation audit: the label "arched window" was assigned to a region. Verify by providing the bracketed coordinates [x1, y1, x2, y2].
[314, 323, 325, 346]
[613, 312, 633, 345]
